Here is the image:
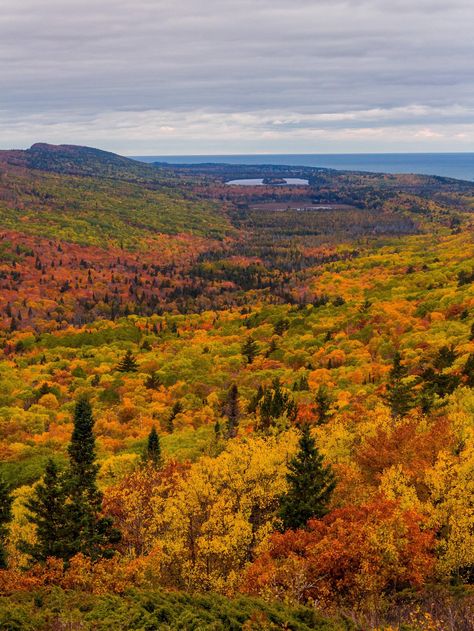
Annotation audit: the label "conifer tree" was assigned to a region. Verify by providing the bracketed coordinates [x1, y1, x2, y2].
[64, 396, 120, 561]
[314, 384, 333, 424]
[0, 475, 12, 569]
[117, 349, 138, 372]
[223, 384, 240, 438]
[166, 401, 183, 433]
[257, 378, 298, 432]
[241, 336, 259, 364]
[384, 351, 415, 419]
[22, 460, 68, 563]
[143, 426, 161, 466]
[279, 424, 335, 530]
[145, 371, 161, 390]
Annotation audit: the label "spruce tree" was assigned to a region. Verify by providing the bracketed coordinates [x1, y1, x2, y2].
[64, 396, 120, 561]
[314, 385, 333, 424]
[22, 460, 68, 563]
[143, 426, 161, 466]
[279, 424, 335, 530]
[166, 401, 183, 433]
[241, 336, 259, 364]
[223, 384, 240, 438]
[0, 475, 12, 569]
[145, 371, 161, 390]
[384, 351, 415, 418]
[117, 349, 138, 372]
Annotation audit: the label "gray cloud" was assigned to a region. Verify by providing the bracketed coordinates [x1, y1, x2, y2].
[1, 0, 473, 153]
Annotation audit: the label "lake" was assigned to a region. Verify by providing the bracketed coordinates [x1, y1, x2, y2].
[133, 153, 474, 182]
[225, 177, 309, 186]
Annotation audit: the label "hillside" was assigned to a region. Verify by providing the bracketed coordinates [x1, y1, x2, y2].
[0, 146, 474, 629]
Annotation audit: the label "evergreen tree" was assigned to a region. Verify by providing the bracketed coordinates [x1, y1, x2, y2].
[223, 384, 240, 438]
[143, 426, 161, 466]
[0, 475, 12, 569]
[314, 385, 333, 424]
[257, 378, 298, 432]
[64, 397, 120, 561]
[241, 336, 259, 364]
[22, 460, 68, 563]
[145, 371, 161, 390]
[117, 349, 138, 372]
[279, 424, 335, 530]
[384, 351, 415, 419]
[166, 401, 183, 433]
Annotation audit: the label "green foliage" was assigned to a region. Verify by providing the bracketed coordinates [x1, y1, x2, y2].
[279, 424, 336, 530]
[143, 427, 161, 467]
[65, 397, 120, 561]
[0, 159, 230, 248]
[116, 349, 138, 373]
[165, 401, 183, 433]
[314, 385, 333, 424]
[241, 336, 259, 364]
[222, 384, 240, 438]
[384, 352, 416, 419]
[256, 378, 298, 432]
[22, 460, 69, 563]
[0, 588, 346, 631]
[24, 398, 120, 564]
[0, 475, 12, 568]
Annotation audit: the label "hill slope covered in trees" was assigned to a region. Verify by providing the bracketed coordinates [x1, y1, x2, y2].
[0, 145, 474, 629]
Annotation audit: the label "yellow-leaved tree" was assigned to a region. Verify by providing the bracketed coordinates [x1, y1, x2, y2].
[149, 431, 298, 593]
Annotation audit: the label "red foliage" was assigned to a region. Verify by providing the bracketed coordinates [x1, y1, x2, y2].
[242, 499, 435, 608]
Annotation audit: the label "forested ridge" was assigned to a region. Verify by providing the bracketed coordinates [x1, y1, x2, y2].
[0, 144, 473, 630]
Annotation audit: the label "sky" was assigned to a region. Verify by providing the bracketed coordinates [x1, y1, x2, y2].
[1, 0, 474, 155]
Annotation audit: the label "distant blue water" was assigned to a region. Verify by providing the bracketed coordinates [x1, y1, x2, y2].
[132, 153, 474, 182]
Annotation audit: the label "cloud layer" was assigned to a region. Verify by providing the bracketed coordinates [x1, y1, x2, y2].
[1, 0, 474, 153]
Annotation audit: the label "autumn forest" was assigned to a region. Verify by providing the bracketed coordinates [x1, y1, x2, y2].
[0, 143, 473, 630]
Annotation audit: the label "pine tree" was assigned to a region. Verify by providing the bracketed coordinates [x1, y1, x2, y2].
[145, 371, 161, 390]
[257, 378, 298, 432]
[116, 349, 138, 372]
[223, 384, 240, 438]
[166, 401, 183, 433]
[241, 336, 259, 364]
[22, 460, 69, 563]
[64, 396, 120, 561]
[143, 426, 161, 466]
[0, 475, 12, 569]
[314, 385, 333, 424]
[279, 424, 335, 530]
[384, 351, 415, 419]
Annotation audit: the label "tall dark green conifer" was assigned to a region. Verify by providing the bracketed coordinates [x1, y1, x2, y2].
[22, 460, 68, 563]
[166, 401, 183, 433]
[279, 424, 335, 530]
[241, 336, 259, 364]
[64, 396, 120, 561]
[117, 349, 138, 372]
[24, 397, 120, 564]
[384, 351, 415, 418]
[0, 475, 12, 569]
[223, 384, 240, 438]
[314, 385, 333, 425]
[143, 426, 161, 466]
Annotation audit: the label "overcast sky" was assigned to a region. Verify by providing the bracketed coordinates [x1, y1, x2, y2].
[1, 0, 474, 154]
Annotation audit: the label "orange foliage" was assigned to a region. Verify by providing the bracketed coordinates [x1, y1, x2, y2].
[242, 499, 435, 609]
